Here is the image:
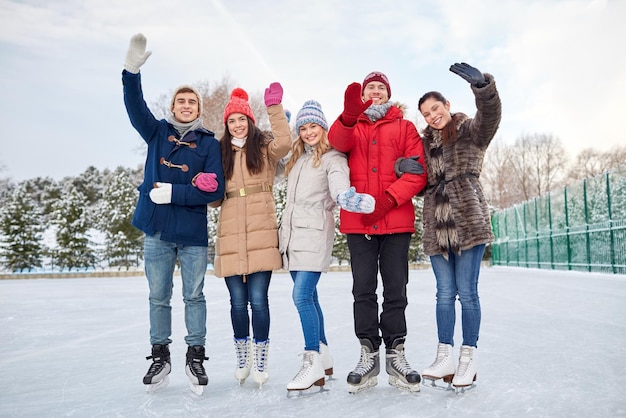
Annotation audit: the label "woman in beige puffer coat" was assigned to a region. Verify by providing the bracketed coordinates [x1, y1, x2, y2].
[204, 83, 291, 387]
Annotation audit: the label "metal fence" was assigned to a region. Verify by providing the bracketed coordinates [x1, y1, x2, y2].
[490, 166, 626, 274]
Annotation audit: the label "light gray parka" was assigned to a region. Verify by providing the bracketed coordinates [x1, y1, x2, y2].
[279, 148, 350, 272]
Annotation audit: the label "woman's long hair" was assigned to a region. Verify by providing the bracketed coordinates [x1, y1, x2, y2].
[418, 91, 458, 144]
[220, 116, 266, 180]
[284, 130, 331, 176]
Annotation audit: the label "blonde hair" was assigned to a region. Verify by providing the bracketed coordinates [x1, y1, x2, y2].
[284, 130, 331, 175]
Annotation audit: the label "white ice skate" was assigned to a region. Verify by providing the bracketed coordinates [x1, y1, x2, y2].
[319, 342, 334, 380]
[422, 343, 455, 391]
[234, 337, 251, 384]
[286, 351, 327, 398]
[252, 339, 270, 388]
[452, 345, 477, 394]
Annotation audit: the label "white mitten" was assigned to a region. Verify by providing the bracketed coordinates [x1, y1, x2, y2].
[149, 182, 172, 204]
[336, 187, 375, 214]
[124, 33, 152, 74]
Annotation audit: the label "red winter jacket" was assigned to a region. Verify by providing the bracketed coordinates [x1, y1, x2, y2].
[329, 106, 427, 234]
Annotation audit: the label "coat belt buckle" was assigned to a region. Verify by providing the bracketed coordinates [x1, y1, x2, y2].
[239, 188, 247, 197]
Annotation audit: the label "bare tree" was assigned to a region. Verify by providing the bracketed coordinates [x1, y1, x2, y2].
[567, 145, 626, 181]
[482, 138, 515, 209]
[150, 76, 269, 140]
[508, 133, 569, 202]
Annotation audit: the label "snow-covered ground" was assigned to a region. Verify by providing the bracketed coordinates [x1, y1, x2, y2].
[1, 266, 625, 417]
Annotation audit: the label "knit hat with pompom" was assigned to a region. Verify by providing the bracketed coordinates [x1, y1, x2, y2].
[223, 87, 255, 124]
[295, 100, 328, 132]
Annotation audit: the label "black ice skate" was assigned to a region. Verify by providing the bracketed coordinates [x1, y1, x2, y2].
[347, 339, 380, 394]
[385, 338, 421, 393]
[143, 344, 171, 393]
[185, 345, 208, 395]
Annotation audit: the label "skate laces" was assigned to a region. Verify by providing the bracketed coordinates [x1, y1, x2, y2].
[292, 352, 315, 382]
[146, 355, 166, 374]
[429, 344, 450, 368]
[390, 349, 414, 376]
[234, 339, 249, 368]
[456, 347, 473, 377]
[188, 357, 206, 376]
[254, 341, 269, 372]
[353, 346, 377, 376]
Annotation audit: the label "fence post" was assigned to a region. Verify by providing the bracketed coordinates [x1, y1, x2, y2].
[548, 192, 554, 270]
[564, 186, 572, 271]
[533, 198, 540, 268]
[523, 204, 529, 268]
[583, 179, 591, 272]
[606, 172, 616, 274]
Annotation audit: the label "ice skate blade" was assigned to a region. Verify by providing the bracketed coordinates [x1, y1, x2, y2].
[348, 376, 378, 394]
[423, 376, 454, 391]
[454, 383, 476, 394]
[145, 375, 169, 393]
[287, 385, 328, 398]
[388, 376, 420, 393]
[189, 382, 205, 395]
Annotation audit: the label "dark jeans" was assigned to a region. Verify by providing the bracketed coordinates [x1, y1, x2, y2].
[347, 233, 411, 349]
[224, 271, 272, 342]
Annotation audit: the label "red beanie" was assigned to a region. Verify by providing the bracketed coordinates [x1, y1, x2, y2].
[362, 71, 391, 99]
[223, 87, 256, 124]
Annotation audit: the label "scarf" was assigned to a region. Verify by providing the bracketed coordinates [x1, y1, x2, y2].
[167, 117, 203, 139]
[231, 137, 247, 148]
[364, 102, 392, 122]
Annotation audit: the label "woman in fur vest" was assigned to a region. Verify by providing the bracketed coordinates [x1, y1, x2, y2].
[398, 63, 501, 392]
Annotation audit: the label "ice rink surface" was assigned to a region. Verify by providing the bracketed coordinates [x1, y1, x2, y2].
[1, 266, 625, 417]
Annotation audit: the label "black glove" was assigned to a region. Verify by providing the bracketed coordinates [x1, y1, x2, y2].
[395, 156, 424, 176]
[449, 62, 487, 88]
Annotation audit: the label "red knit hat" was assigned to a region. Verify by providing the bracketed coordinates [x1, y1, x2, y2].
[223, 87, 255, 124]
[362, 71, 391, 99]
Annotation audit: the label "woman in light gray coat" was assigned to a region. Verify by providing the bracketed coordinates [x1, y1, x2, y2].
[279, 100, 374, 394]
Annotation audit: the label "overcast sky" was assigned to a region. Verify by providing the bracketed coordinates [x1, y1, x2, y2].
[1, 0, 624, 182]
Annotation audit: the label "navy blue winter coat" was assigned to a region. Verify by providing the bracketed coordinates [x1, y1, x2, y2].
[122, 70, 225, 246]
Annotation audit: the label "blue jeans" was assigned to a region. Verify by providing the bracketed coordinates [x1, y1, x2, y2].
[144, 233, 207, 347]
[224, 271, 271, 342]
[429, 244, 485, 348]
[290, 271, 328, 352]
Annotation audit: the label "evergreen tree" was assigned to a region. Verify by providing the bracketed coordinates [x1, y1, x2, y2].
[409, 196, 425, 263]
[96, 168, 143, 269]
[332, 210, 350, 265]
[0, 183, 45, 271]
[21, 176, 60, 218]
[51, 184, 96, 270]
[207, 207, 219, 264]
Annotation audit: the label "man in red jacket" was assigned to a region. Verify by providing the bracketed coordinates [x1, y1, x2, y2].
[328, 71, 427, 393]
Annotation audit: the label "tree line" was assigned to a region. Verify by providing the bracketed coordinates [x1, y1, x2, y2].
[1, 77, 624, 272]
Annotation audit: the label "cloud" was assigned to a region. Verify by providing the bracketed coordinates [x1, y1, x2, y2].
[0, 0, 624, 181]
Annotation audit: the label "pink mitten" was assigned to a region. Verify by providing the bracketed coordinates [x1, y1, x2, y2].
[193, 172, 218, 192]
[264, 82, 283, 106]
